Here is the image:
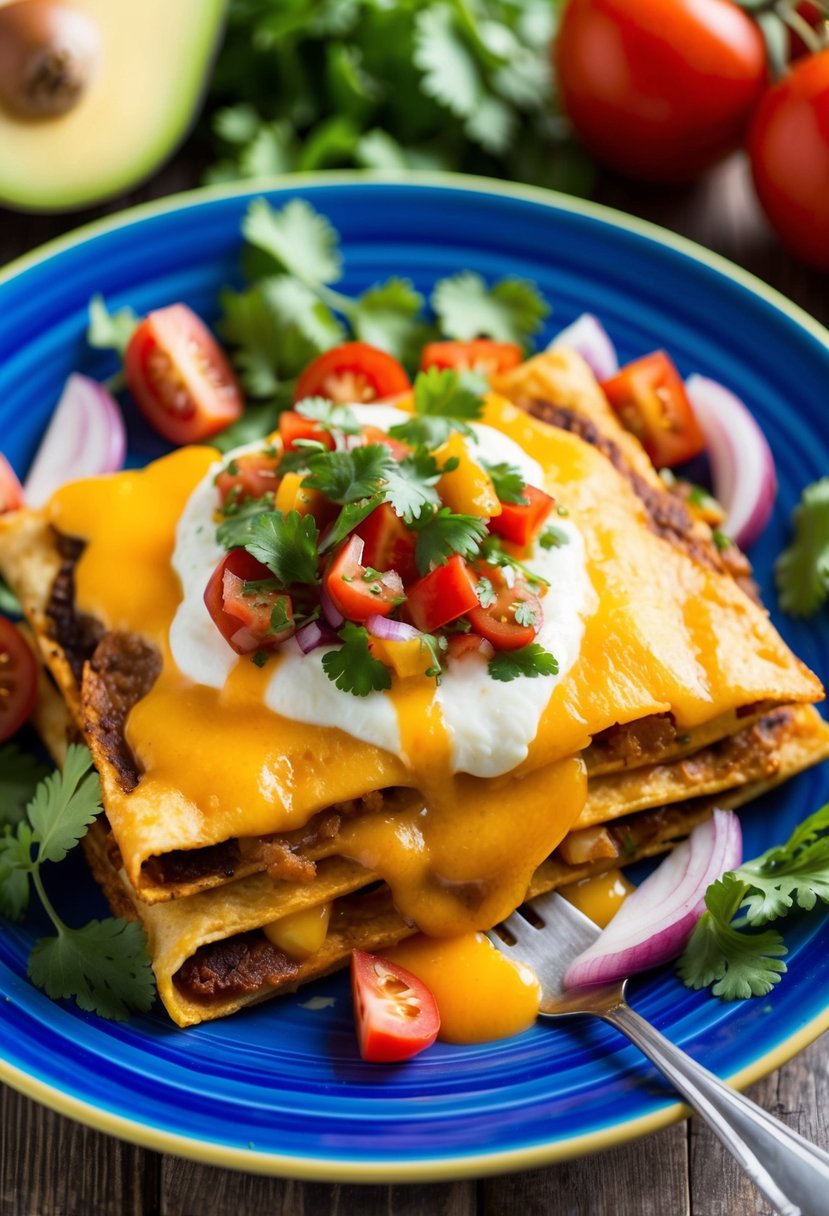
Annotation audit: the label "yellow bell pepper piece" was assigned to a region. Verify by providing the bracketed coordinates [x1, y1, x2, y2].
[369, 635, 432, 678]
[435, 432, 501, 518]
[263, 902, 332, 961]
[275, 471, 327, 520]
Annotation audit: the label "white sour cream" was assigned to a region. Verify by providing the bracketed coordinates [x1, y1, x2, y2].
[170, 406, 591, 778]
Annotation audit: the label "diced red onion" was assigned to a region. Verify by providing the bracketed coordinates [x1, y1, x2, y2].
[684, 375, 777, 549]
[295, 620, 340, 653]
[563, 808, 742, 990]
[366, 615, 422, 643]
[24, 374, 126, 507]
[548, 314, 619, 382]
[320, 582, 345, 628]
[230, 624, 260, 654]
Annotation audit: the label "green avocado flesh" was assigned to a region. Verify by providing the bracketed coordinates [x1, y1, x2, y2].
[0, 0, 225, 212]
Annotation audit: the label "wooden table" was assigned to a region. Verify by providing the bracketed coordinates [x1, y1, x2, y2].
[1, 154, 827, 1216]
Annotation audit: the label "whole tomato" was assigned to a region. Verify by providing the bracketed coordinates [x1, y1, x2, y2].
[748, 49, 829, 270]
[556, 0, 768, 182]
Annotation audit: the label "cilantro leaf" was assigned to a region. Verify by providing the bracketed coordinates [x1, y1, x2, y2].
[414, 4, 481, 120]
[383, 451, 443, 524]
[242, 511, 320, 586]
[539, 525, 570, 550]
[321, 623, 392, 697]
[216, 499, 273, 549]
[0, 822, 34, 921]
[352, 278, 429, 364]
[414, 509, 487, 575]
[413, 366, 484, 421]
[295, 397, 360, 435]
[0, 577, 21, 616]
[303, 445, 392, 504]
[735, 802, 829, 923]
[488, 643, 559, 682]
[27, 743, 102, 866]
[388, 415, 469, 449]
[87, 294, 138, 358]
[242, 198, 343, 287]
[0, 744, 50, 827]
[475, 576, 496, 608]
[431, 271, 549, 346]
[320, 494, 385, 554]
[212, 401, 283, 455]
[513, 600, 538, 628]
[775, 478, 829, 617]
[28, 918, 155, 1022]
[483, 461, 527, 505]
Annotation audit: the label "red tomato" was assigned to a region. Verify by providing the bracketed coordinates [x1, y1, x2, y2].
[748, 50, 829, 271]
[124, 304, 243, 445]
[355, 503, 419, 586]
[0, 455, 24, 513]
[468, 566, 542, 652]
[204, 550, 293, 655]
[294, 343, 411, 405]
[0, 617, 38, 742]
[489, 485, 555, 547]
[420, 340, 523, 376]
[215, 451, 281, 505]
[278, 411, 336, 454]
[601, 351, 706, 467]
[351, 949, 440, 1063]
[556, 0, 767, 182]
[406, 555, 479, 633]
[325, 535, 405, 623]
[447, 633, 495, 661]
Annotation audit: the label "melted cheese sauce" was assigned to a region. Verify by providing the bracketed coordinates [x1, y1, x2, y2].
[560, 869, 634, 928]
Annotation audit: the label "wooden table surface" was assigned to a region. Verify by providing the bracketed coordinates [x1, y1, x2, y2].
[1, 153, 827, 1216]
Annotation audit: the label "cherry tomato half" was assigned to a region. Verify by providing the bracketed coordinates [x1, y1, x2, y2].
[0, 454, 24, 513]
[215, 451, 281, 506]
[125, 304, 244, 445]
[556, 0, 767, 183]
[355, 503, 419, 587]
[0, 616, 38, 743]
[204, 549, 293, 655]
[406, 555, 479, 633]
[468, 566, 543, 652]
[278, 411, 336, 454]
[351, 949, 440, 1063]
[325, 535, 405, 623]
[420, 340, 523, 376]
[489, 485, 555, 548]
[601, 351, 705, 468]
[748, 50, 829, 271]
[293, 343, 411, 405]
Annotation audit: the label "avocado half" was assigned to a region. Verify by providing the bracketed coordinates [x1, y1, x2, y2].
[0, 0, 226, 212]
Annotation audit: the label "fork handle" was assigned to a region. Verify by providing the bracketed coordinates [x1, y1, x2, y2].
[602, 1001, 829, 1216]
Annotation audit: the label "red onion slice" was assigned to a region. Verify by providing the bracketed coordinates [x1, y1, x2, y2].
[24, 374, 126, 507]
[366, 615, 422, 643]
[295, 620, 340, 653]
[320, 582, 345, 629]
[563, 809, 742, 989]
[548, 314, 619, 381]
[684, 375, 777, 549]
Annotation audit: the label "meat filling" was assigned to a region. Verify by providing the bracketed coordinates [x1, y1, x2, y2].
[174, 932, 299, 1002]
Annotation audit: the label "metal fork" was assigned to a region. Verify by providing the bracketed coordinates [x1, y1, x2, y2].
[487, 890, 829, 1216]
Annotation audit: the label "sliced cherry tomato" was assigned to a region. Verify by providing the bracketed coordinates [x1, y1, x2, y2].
[489, 484, 555, 547]
[468, 565, 542, 652]
[0, 617, 38, 742]
[601, 351, 706, 468]
[294, 342, 411, 405]
[360, 424, 412, 462]
[325, 535, 405, 623]
[351, 949, 440, 1063]
[0, 455, 24, 513]
[204, 550, 293, 655]
[355, 503, 419, 586]
[420, 339, 523, 376]
[406, 555, 479, 633]
[278, 411, 336, 454]
[215, 451, 281, 506]
[124, 304, 243, 445]
[446, 633, 495, 662]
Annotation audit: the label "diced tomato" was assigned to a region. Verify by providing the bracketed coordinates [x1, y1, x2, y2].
[468, 565, 542, 651]
[489, 484, 555, 547]
[360, 424, 412, 462]
[124, 304, 243, 445]
[355, 503, 419, 586]
[294, 343, 411, 405]
[446, 633, 495, 662]
[204, 550, 293, 655]
[601, 351, 706, 468]
[278, 411, 336, 454]
[325, 535, 405, 623]
[0, 616, 38, 742]
[420, 339, 523, 376]
[406, 555, 479, 633]
[351, 949, 440, 1063]
[215, 451, 281, 506]
[0, 455, 24, 513]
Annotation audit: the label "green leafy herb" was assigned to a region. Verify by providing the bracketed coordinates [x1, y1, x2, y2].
[413, 367, 485, 422]
[0, 745, 154, 1020]
[431, 271, 549, 346]
[242, 510, 320, 586]
[775, 478, 829, 617]
[0, 577, 21, 616]
[321, 622, 392, 697]
[413, 509, 487, 575]
[475, 577, 496, 608]
[303, 445, 392, 504]
[216, 499, 273, 549]
[488, 643, 559, 682]
[87, 294, 138, 358]
[320, 494, 386, 554]
[539, 525, 569, 550]
[479, 535, 549, 590]
[382, 451, 444, 524]
[0, 744, 50, 828]
[513, 600, 537, 628]
[352, 278, 429, 365]
[483, 461, 527, 505]
[711, 529, 731, 552]
[243, 197, 343, 288]
[295, 396, 361, 435]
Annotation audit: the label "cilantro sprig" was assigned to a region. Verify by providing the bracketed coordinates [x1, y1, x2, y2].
[775, 478, 829, 617]
[678, 803, 829, 1000]
[488, 643, 559, 682]
[413, 509, 488, 575]
[0, 745, 155, 1020]
[321, 623, 392, 697]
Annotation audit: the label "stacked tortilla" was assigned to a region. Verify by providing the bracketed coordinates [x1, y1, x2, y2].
[3, 348, 827, 1027]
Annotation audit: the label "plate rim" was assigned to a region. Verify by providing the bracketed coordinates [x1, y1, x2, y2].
[1, 169, 828, 1181]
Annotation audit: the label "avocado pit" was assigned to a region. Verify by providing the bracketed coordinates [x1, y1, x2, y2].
[0, 0, 101, 120]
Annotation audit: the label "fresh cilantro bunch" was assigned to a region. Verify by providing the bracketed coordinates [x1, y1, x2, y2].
[204, 0, 591, 196]
[678, 803, 829, 1000]
[0, 744, 155, 1021]
[775, 478, 829, 617]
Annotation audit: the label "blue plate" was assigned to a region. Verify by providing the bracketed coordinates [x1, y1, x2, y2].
[1, 175, 828, 1181]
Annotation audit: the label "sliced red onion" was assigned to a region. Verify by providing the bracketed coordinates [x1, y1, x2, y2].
[320, 582, 345, 629]
[24, 374, 126, 507]
[563, 809, 742, 990]
[295, 619, 340, 653]
[366, 615, 422, 643]
[548, 314, 619, 382]
[684, 375, 777, 549]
